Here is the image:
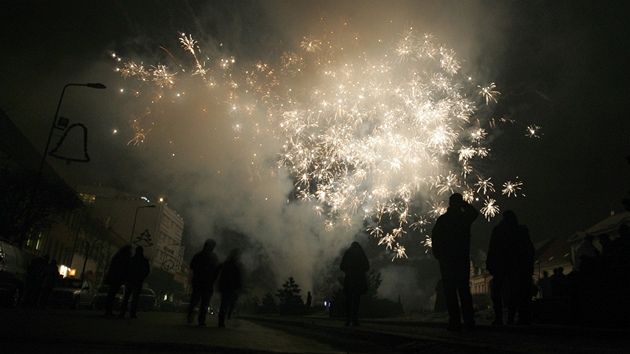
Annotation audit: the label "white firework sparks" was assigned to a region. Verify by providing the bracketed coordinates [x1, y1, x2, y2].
[526, 124, 542, 138]
[480, 198, 500, 220]
[502, 179, 524, 197]
[479, 83, 500, 105]
[112, 26, 539, 257]
[474, 176, 495, 194]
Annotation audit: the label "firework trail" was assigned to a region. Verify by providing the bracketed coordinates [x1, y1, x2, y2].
[112, 25, 537, 259]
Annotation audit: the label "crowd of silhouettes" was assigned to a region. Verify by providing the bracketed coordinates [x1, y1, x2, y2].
[186, 238, 244, 328]
[596, 224, 630, 268]
[99, 244, 151, 318]
[427, 192, 630, 328]
[18, 193, 630, 330]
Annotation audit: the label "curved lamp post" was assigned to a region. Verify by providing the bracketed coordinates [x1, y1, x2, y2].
[38, 82, 107, 177]
[25, 82, 106, 243]
[130, 205, 156, 245]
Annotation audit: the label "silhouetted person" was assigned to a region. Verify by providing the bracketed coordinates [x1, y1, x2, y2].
[511, 224, 535, 324]
[549, 267, 568, 297]
[486, 211, 535, 325]
[434, 279, 447, 313]
[575, 234, 600, 270]
[103, 245, 132, 316]
[431, 193, 479, 331]
[538, 271, 552, 298]
[188, 239, 220, 326]
[306, 291, 312, 309]
[38, 259, 60, 309]
[24, 254, 49, 307]
[119, 246, 150, 318]
[217, 248, 242, 328]
[340, 241, 370, 327]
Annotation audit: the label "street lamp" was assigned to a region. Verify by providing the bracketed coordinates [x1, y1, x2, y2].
[38, 83, 107, 177]
[24, 82, 106, 243]
[130, 205, 156, 245]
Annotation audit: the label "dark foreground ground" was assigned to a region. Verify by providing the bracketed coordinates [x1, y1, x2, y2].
[1, 307, 628, 353]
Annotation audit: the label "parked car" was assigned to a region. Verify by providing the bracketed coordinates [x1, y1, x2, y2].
[48, 277, 97, 309]
[0, 239, 27, 307]
[137, 287, 157, 311]
[91, 285, 120, 310]
[91, 284, 156, 312]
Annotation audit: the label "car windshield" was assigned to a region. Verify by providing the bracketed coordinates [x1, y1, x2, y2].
[58, 278, 83, 289]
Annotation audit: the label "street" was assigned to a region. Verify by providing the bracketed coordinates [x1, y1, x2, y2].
[0, 307, 340, 354]
[1, 306, 629, 353]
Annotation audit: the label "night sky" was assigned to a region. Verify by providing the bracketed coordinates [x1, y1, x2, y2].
[1, 1, 628, 306]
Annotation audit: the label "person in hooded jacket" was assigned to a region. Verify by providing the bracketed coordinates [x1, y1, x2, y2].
[187, 238, 220, 326]
[340, 241, 370, 327]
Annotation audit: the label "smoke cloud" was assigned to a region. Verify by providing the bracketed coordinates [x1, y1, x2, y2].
[2, 1, 519, 307]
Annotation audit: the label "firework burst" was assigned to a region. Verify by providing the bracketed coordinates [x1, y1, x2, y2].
[112, 25, 539, 258]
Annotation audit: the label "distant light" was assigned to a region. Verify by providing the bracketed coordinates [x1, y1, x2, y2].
[59, 265, 76, 278]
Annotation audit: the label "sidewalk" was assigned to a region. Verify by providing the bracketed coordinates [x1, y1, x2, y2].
[1, 308, 343, 353]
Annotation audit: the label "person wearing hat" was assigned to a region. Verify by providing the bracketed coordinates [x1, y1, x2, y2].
[431, 193, 479, 331]
[187, 239, 220, 326]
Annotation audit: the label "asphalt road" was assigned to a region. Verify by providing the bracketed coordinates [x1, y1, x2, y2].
[1, 307, 341, 354]
[1, 307, 628, 353]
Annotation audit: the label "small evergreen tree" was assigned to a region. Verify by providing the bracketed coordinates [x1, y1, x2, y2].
[276, 276, 303, 313]
[365, 270, 382, 301]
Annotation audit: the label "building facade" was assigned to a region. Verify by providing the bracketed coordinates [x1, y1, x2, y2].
[1, 109, 190, 300]
[76, 185, 189, 298]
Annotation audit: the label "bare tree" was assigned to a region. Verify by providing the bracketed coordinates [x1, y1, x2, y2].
[0, 168, 81, 246]
[75, 206, 115, 280]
